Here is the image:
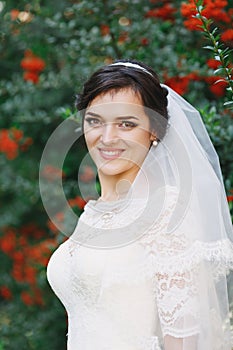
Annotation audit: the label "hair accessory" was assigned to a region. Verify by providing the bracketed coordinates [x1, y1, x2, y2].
[110, 62, 153, 77]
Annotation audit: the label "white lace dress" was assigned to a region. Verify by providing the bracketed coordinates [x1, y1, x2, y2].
[47, 188, 226, 350]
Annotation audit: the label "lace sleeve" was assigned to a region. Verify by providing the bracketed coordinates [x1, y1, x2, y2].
[155, 267, 200, 339]
[138, 187, 231, 349]
[154, 249, 229, 350]
[138, 188, 200, 342]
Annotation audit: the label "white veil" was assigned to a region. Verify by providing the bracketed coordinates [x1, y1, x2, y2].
[143, 85, 233, 349]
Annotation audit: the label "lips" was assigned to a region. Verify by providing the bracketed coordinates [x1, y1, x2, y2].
[98, 148, 125, 160]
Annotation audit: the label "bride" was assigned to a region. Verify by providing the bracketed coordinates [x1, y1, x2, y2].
[47, 60, 233, 349]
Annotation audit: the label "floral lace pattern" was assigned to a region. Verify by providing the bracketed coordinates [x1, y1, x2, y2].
[48, 186, 233, 349]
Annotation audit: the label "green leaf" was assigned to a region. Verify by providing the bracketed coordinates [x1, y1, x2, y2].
[214, 68, 225, 75]
[203, 45, 214, 51]
[197, 6, 204, 12]
[211, 27, 218, 35]
[223, 54, 231, 60]
[223, 101, 233, 108]
[214, 79, 227, 84]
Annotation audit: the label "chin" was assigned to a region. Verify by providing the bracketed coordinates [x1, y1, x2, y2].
[99, 166, 128, 177]
[98, 160, 134, 177]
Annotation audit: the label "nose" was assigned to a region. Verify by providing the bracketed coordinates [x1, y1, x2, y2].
[101, 123, 118, 144]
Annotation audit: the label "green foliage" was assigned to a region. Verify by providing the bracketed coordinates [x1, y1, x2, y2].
[0, 291, 67, 350]
[194, 0, 233, 108]
[200, 106, 233, 194]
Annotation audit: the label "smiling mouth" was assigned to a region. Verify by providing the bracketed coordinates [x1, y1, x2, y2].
[98, 148, 125, 160]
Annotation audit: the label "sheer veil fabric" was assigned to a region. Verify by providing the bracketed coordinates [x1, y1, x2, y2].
[141, 85, 233, 349]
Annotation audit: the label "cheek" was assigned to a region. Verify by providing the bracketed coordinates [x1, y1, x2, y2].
[132, 129, 151, 148]
[84, 128, 99, 148]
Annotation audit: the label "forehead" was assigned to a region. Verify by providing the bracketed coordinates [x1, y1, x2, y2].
[89, 88, 142, 105]
[86, 88, 147, 119]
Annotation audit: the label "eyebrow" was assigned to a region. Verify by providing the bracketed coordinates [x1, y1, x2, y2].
[85, 112, 140, 120]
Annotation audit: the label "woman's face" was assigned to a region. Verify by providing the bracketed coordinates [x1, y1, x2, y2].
[83, 88, 153, 180]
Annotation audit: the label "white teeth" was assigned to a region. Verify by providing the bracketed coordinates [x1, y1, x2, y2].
[101, 150, 120, 156]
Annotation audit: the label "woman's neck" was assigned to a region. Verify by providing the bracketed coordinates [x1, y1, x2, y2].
[98, 168, 139, 201]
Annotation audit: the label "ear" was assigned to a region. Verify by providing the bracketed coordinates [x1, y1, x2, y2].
[150, 130, 157, 142]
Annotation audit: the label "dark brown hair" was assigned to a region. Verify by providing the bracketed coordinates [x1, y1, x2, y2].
[76, 60, 169, 140]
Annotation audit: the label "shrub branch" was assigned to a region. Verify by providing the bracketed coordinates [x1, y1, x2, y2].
[194, 0, 233, 108]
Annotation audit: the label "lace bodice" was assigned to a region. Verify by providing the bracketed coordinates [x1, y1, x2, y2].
[47, 187, 232, 350]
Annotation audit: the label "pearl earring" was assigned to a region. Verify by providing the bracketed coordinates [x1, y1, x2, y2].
[152, 139, 158, 147]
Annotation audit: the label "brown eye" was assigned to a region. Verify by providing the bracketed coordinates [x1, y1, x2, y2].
[119, 121, 138, 129]
[85, 118, 102, 127]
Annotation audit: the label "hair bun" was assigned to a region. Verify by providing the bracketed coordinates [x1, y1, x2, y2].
[161, 86, 168, 98]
